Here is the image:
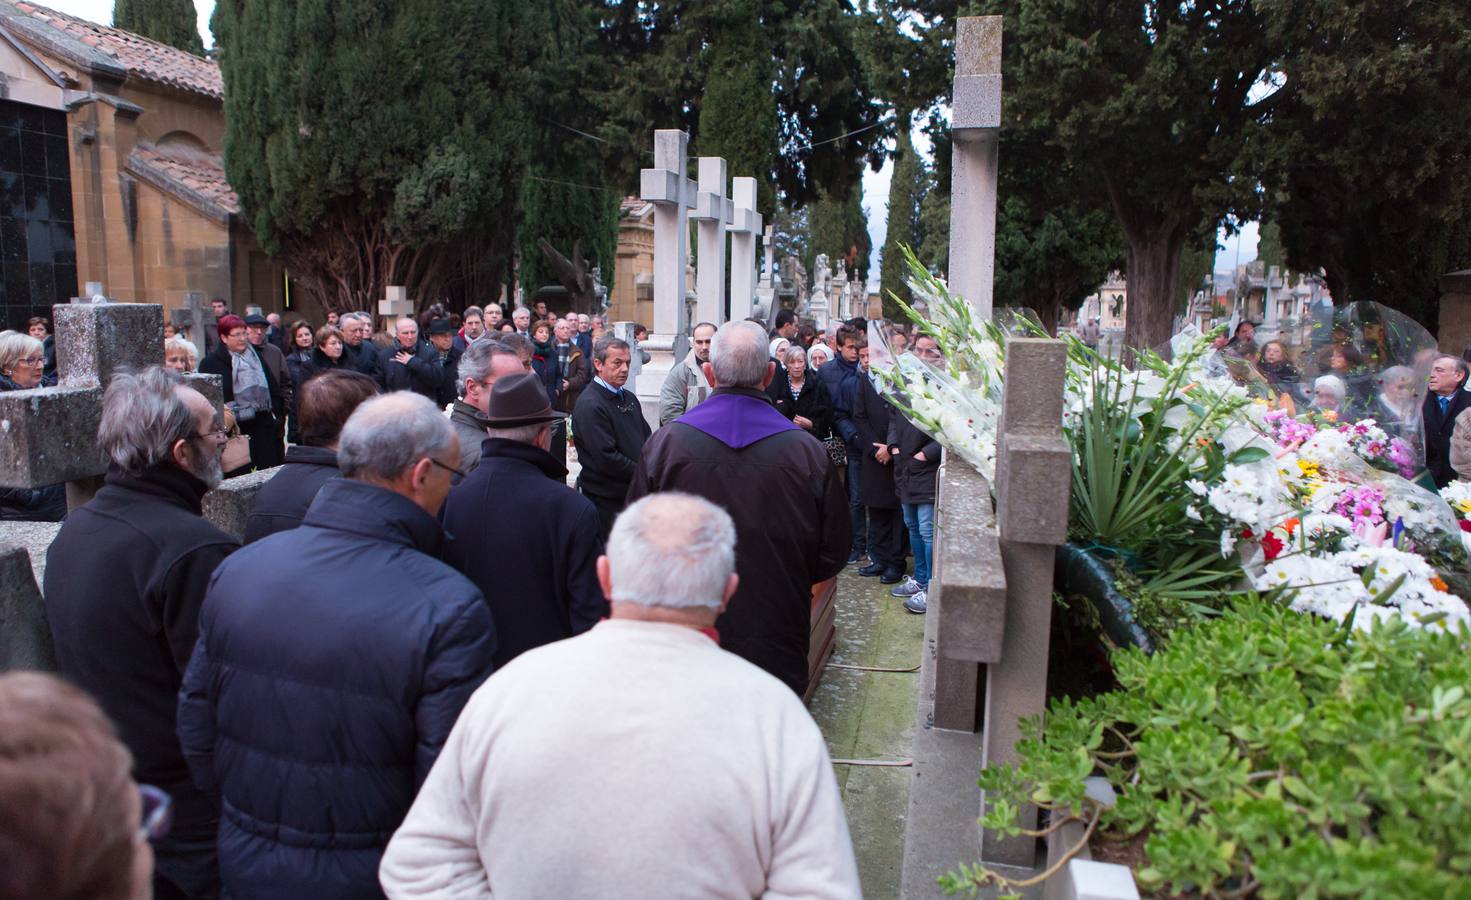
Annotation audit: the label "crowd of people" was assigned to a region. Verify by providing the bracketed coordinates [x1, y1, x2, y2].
[5, 304, 934, 899]
[1209, 319, 1471, 487]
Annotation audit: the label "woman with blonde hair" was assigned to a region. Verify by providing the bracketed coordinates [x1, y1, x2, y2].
[163, 336, 199, 373]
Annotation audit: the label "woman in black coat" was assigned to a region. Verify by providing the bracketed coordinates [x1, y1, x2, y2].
[766, 345, 832, 440]
[283, 321, 316, 444]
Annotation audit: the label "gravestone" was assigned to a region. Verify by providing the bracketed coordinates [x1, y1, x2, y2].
[691, 156, 732, 327]
[380, 286, 414, 333]
[947, 16, 1003, 318]
[755, 225, 776, 319]
[728, 176, 763, 322]
[171, 291, 212, 352]
[634, 129, 698, 428]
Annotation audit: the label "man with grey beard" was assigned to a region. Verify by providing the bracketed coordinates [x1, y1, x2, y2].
[44, 366, 238, 900]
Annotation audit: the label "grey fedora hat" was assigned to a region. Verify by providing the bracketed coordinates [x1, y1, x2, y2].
[474, 372, 567, 428]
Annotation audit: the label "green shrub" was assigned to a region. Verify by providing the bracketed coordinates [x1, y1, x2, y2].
[944, 597, 1471, 897]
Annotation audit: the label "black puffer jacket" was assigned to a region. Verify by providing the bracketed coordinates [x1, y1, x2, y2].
[241, 445, 340, 543]
[178, 477, 495, 899]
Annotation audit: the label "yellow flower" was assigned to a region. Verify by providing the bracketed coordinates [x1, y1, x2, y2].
[1297, 459, 1321, 480]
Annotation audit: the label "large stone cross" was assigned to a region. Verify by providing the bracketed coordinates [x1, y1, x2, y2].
[727, 176, 763, 322]
[947, 16, 1003, 318]
[0, 296, 222, 510]
[639, 129, 696, 336]
[170, 290, 211, 351]
[691, 156, 732, 326]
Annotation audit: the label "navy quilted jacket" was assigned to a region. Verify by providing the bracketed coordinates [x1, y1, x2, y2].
[178, 477, 496, 899]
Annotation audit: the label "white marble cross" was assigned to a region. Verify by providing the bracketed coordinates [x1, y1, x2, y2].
[639, 130, 696, 336]
[727, 176, 763, 322]
[379, 285, 414, 329]
[690, 156, 732, 326]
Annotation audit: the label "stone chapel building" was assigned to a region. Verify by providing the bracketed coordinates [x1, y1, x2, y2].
[0, 1, 287, 331]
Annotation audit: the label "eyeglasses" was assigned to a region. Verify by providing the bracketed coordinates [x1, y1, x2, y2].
[428, 457, 467, 480]
[17, 355, 42, 366]
[138, 784, 172, 841]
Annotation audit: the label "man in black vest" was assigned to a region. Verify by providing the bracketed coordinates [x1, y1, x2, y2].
[1423, 354, 1471, 488]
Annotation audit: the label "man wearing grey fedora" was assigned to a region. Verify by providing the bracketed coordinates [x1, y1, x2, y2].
[441, 373, 609, 668]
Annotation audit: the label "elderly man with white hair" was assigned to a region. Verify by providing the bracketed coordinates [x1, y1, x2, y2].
[379, 493, 860, 900]
[627, 320, 849, 696]
[178, 391, 496, 898]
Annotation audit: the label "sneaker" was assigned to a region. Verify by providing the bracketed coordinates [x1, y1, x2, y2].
[879, 569, 904, 585]
[847, 550, 868, 565]
[889, 576, 923, 598]
[856, 562, 885, 577]
[903, 591, 928, 614]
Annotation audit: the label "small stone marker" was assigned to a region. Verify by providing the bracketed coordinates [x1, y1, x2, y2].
[0, 541, 56, 672]
[755, 225, 776, 319]
[728, 176, 763, 322]
[691, 156, 732, 326]
[639, 129, 696, 337]
[947, 16, 1003, 318]
[379, 285, 415, 332]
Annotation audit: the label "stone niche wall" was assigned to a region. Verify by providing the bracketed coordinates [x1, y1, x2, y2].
[0, 98, 76, 330]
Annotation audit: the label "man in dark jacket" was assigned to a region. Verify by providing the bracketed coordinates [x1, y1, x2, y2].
[448, 338, 529, 476]
[427, 317, 464, 408]
[380, 316, 443, 402]
[243, 369, 379, 543]
[177, 391, 495, 900]
[444, 374, 608, 668]
[573, 337, 651, 540]
[886, 335, 944, 613]
[44, 367, 237, 900]
[1424, 354, 1471, 488]
[198, 315, 287, 472]
[823, 326, 867, 563]
[852, 347, 905, 584]
[342, 312, 385, 385]
[627, 321, 850, 696]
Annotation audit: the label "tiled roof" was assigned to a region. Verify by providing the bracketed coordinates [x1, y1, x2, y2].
[4, 2, 221, 99]
[127, 143, 239, 220]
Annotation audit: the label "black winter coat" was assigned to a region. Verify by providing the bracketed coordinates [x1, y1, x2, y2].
[44, 466, 238, 843]
[1425, 388, 1471, 488]
[766, 368, 833, 439]
[887, 406, 942, 505]
[346, 340, 385, 385]
[380, 342, 443, 402]
[627, 388, 850, 696]
[822, 356, 861, 450]
[852, 373, 899, 509]
[431, 344, 463, 408]
[572, 380, 651, 501]
[242, 445, 340, 544]
[442, 438, 608, 668]
[178, 477, 496, 899]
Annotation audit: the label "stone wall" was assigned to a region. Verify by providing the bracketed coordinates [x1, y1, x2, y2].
[1439, 270, 1471, 356]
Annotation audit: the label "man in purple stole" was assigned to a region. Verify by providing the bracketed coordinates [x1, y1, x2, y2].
[627, 321, 850, 695]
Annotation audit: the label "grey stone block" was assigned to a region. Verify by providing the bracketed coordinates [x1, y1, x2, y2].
[995, 432, 1071, 546]
[53, 302, 164, 387]
[202, 467, 279, 540]
[0, 385, 106, 487]
[0, 521, 61, 587]
[953, 74, 1002, 131]
[955, 15, 1003, 77]
[933, 459, 1009, 664]
[184, 372, 223, 409]
[0, 542, 55, 672]
[1002, 339, 1068, 434]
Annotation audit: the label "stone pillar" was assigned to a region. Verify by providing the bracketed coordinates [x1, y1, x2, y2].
[982, 337, 1071, 867]
[171, 291, 211, 352]
[948, 16, 1003, 319]
[755, 225, 777, 319]
[640, 130, 696, 337]
[691, 156, 732, 326]
[728, 176, 762, 322]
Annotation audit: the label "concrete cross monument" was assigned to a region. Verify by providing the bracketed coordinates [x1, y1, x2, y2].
[727, 176, 763, 322]
[832, 262, 849, 321]
[379, 285, 415, 332]
[754, 225, 777, 320]
[170, 291, 212, 351]
[948, 15, 1003, 317]
[691, 156, 733, 326]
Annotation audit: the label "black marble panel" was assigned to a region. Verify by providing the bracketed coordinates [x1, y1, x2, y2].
[0, 99, 74, 328]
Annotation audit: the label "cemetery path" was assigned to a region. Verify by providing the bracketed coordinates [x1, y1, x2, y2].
[809, 564, 926, 899]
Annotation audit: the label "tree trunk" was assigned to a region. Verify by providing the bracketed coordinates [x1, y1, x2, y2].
[1121, 219, 1190, 353]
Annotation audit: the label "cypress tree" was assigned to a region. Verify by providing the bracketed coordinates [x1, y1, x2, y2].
[212, 0, 575, 312]
[696, 23, 779, 214]
[113, 0, 205, 56]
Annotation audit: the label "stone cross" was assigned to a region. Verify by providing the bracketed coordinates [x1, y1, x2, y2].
[691, 156, 732, 326]
[0, 299, 223, 511]
[639, 129, 696, 336]
[379, 285, 414, 332]
[760, 225, 775, 288]
[832, 262, 849, 321]
[170, 290, 211, 351]
[948, 16, 1003, 318]
[727, 176, 763, 322]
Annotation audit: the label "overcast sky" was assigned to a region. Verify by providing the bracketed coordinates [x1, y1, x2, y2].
[44, 0, 1253, 292]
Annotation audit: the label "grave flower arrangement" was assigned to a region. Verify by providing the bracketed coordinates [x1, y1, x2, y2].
[872, 247, 1470, 636]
